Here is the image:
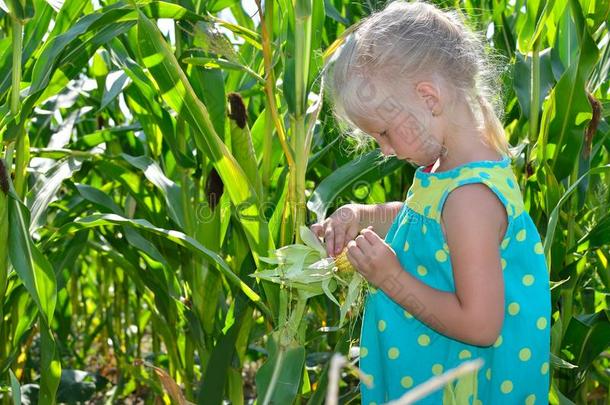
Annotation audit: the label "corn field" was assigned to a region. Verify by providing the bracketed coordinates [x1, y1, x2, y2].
[0, 0, 609, 403]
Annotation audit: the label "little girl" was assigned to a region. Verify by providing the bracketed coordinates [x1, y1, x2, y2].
[311, 1, 551, 404]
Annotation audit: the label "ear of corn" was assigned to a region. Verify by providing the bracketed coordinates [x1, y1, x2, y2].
[334, 248, 355, 274]
[228, 92, 264, 199]
[253, 226, 365, 328]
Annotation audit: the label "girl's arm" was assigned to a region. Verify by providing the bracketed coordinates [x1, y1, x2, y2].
[348, 183, 507, 347]
[311, 202, 404, 257]
[359, 202, 404, 238]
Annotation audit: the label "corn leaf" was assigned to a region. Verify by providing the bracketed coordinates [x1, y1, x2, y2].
[49, 213, 272, 319]
[136, 10, 274, 263]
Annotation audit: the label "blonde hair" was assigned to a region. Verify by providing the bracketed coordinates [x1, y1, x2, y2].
[322, 0, 512, 157]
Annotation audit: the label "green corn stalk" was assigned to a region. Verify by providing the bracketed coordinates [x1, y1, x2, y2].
[290, 0, 313, 245]
[0, 159, 8, 369]
[253, 225, 366, 403]
[0, 160, 7, 297]
[8, 3, 29, 199]
[254, 0, 296, 247]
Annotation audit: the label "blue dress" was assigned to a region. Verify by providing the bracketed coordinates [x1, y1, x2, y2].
[359, 155, 551, 404]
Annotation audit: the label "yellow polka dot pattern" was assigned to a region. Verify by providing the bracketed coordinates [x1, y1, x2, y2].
[432, 364, 443, 375]
[501, 380, 513, 394]
[508, 302, 520, 316]
[418, 334, 430, 346]
[493, 335, 503, 348]
[459, 349, 471, 359]
[360, 158, 550, 405]
[435, 249, 447, 262]
[519, 348, 532, 361]
[401, 376, 413, 388]
[406, 161, 525, 221]
[537, 317, 547, 329]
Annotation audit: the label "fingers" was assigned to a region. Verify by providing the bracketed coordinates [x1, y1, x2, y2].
[329, 226, 351, 257]
[326, 222, 350, 257]
[346, 240, 364, 265]
[354, 233, 373, 254]
[360, 226, 374, 236]
[312, 221, 345, 257]
[310, 222, 336, 256]
[333, 228, 345, 257]
[360, 227, 380, 244]
[310, 223, 324, 238]
[334, 224, 363, 256]
[311, 224, 376, 257]
[311, 205, 366, 257]
[324, 226, 335, 257]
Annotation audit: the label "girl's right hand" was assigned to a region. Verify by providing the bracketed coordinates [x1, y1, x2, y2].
[310, 204, 363, 257]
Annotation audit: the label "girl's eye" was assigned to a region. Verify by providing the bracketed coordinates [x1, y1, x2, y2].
[380, 130, 388, 137]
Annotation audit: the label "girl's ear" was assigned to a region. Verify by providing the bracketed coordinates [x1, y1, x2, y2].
[415, 82, 442, 115]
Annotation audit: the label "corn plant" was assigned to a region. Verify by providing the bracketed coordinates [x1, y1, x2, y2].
[0, 0, 608, 404]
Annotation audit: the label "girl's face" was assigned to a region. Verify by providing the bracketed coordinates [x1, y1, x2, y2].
[361, 108, 445, 167]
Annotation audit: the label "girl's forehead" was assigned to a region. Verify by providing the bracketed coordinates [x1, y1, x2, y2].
[353, 116, 384, 134]
[355, 104, 409, 130]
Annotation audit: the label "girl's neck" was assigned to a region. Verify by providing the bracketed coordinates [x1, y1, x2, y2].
[423, 94, 504, 174]
[429, 131, 503, 174]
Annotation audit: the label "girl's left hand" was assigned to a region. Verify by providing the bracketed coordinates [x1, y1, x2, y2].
[346, 227, 402, 288]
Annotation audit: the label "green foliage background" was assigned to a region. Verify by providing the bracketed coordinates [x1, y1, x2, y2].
[0, 0, 609, 403]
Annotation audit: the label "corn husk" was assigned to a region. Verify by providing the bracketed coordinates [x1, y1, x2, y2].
[253, 225, 365, 327]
